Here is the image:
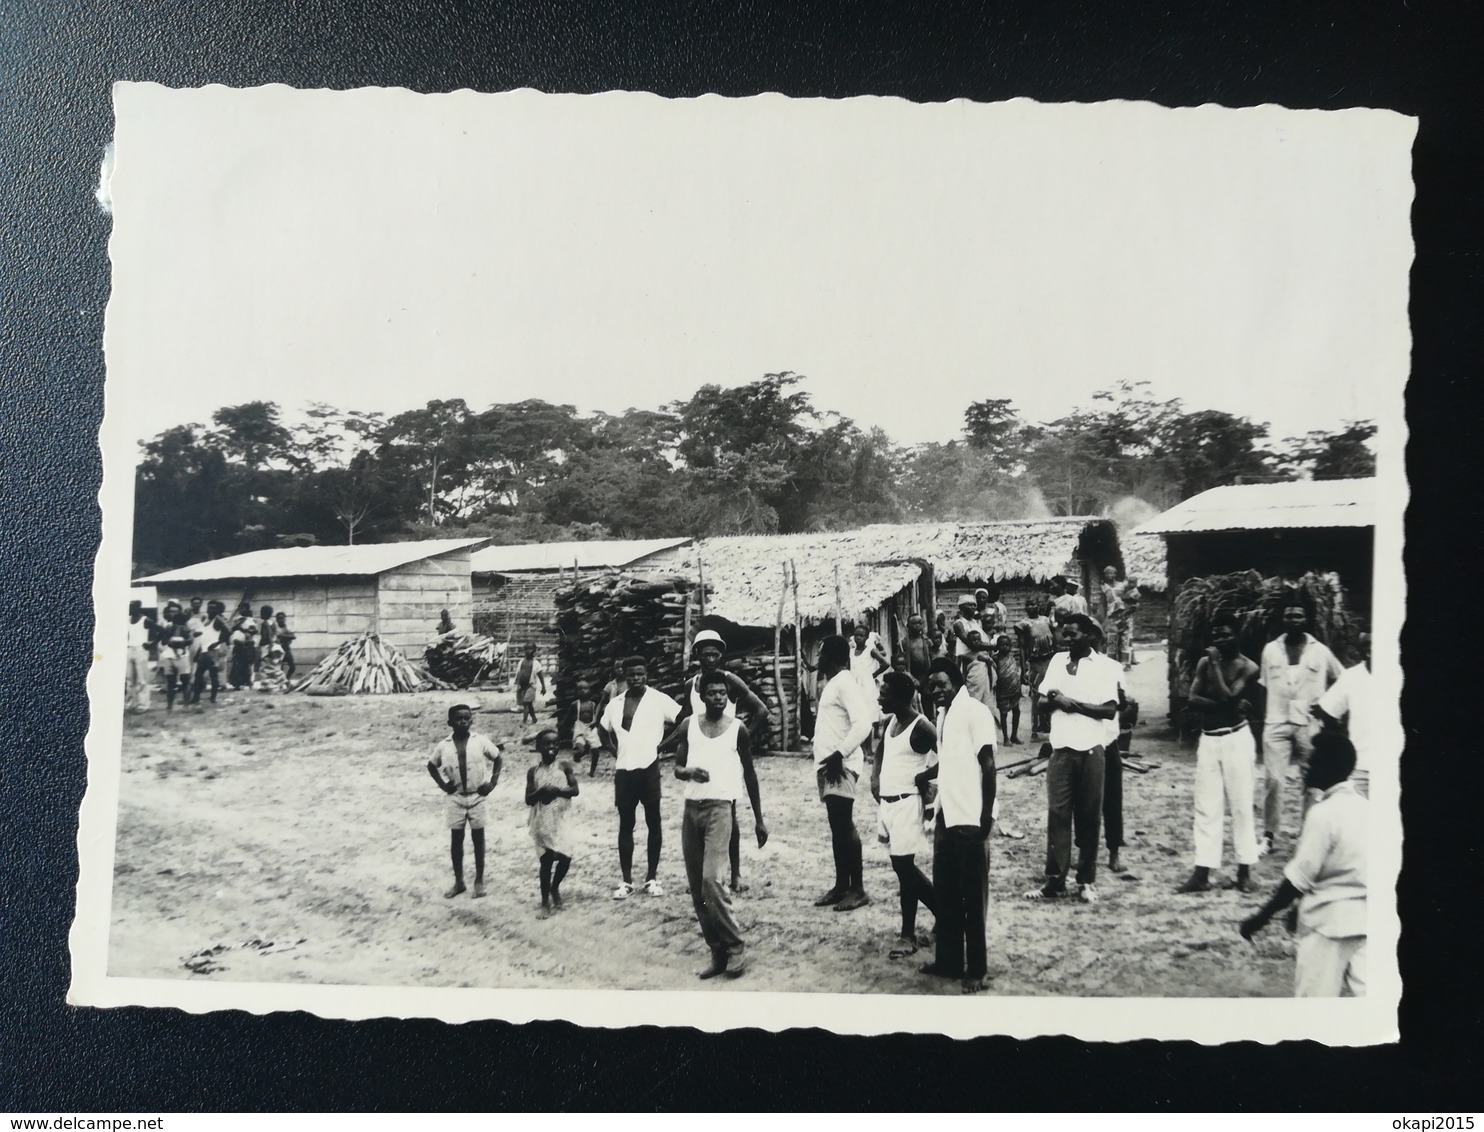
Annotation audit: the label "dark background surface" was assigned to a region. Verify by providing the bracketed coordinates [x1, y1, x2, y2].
[1, 1, 1477, 1112]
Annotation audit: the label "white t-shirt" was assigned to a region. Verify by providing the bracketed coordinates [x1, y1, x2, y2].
[601, 686, 681, 772]
[813, 671, 875, 777]
[127, 619, 151, 649]
[1038, 650, 1122, 752]
[1316, 663, 1375, 775]
[935, 688, 997, 829]
[1284, 781, 1367, 939]
[683, 716, 745, 803]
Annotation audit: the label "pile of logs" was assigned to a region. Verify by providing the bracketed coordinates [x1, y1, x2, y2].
[552, 573, 801, 751]
[553, 574, 695, 740]
[424, 632, 506, 688]
[294, 632, 431, 695]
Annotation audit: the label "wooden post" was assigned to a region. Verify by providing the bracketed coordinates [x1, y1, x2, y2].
[833, 563, 842, 636]
[697, 552, 706, 618]
[790, 557, 806, 707]
[681, 587, 694, 670]
[774, 562, 789, 752]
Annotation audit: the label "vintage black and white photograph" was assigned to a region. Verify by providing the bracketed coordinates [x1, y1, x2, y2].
[74, 85, 1411, 1040]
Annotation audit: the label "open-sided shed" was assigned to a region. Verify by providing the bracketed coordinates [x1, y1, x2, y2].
[137, 538, 488, 666]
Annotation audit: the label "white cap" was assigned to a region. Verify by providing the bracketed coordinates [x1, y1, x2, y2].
[692, 629, 725, 649]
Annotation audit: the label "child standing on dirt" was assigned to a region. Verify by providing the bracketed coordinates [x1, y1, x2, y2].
[526, 728, 579, 918]
[571, 678, 603, 777]
[993, 634, 1022, 745]
[427, 704, 502, 899]
[515, 644, 546, 725]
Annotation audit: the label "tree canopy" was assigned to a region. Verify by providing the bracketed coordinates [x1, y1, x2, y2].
[130, 377, 1375, 574]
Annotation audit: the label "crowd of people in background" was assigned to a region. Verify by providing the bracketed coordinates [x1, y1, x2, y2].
[124, 597, 296, 712]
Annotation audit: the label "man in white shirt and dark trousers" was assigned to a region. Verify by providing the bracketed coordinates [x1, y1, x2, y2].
[674, 669, 769, 980]
[811, 635, 875, 913]
[1257, 601, 1344, 855]
[599, 655, 681, 900]
[1241, 730, 1367, 996]
[915, 657, 997, 993]
[1026, 614, 1121, 904]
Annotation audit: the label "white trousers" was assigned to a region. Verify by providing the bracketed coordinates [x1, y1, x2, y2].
[1193, 728, 1260, 868]
[1261, 720, 1316, 839]
[1295, 931, 1367, 997]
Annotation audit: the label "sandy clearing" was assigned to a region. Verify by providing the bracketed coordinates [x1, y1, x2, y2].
[107, 658, 1297, 997]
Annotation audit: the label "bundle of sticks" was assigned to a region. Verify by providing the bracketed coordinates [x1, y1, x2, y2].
[424, 632, 506, 688]
[1169, 569, 1360, 717]
[294, 632, 430, 695]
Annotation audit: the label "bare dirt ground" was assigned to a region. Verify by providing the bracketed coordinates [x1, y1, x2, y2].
[108, 647, 1299, 996]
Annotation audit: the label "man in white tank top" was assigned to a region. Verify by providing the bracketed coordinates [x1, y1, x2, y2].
[674, 669, 769, 980]
[869, 670, 939, 961]
[662, 629, 772, 894]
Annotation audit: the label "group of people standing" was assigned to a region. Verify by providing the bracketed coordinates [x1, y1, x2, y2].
[124, 597, 296, 711]
[422, 578, 1370, 999]
[1182, 599, 1372, 997]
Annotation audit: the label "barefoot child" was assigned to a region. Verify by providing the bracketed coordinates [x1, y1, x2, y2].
[571, 678, 604, 777]
[526, 728, 579, 917]
[993, 634, 1022, 745]
[426, 704, 502, 899]
[514, 644, 546, 725]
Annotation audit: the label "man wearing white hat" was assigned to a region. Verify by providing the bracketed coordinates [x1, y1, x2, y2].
[665, 628, 773, 892]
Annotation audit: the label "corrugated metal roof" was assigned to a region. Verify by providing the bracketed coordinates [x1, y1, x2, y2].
[471, 537, 693, 574]
[138, 538, 489, 584]
[1135, 478, 1375, 536]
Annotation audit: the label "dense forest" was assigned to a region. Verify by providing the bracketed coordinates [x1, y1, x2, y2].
[132, 374, 1375, 574]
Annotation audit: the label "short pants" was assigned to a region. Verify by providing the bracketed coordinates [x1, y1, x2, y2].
[876, 793, 930, 856]
[157, 649, 188, 678]
[614, 761, 662, 811]
[816, 764, 859, 802]
[446, 792, 488, 830]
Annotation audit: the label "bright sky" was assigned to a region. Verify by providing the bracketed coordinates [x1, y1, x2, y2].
[106, 86, 1414, 449]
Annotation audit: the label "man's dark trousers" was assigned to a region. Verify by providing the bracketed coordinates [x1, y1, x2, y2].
[932, 820, 991, 979]
[1045, 745, 1105, 886]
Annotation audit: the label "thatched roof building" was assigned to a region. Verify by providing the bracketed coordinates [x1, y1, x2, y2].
[641, 517, 1122, 639]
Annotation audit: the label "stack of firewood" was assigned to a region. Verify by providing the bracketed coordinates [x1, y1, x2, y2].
[424, 632, 506, 688]
[552, 574, 699, 741]
[552, 573, 800, 751]
[293, 632, 430, 695]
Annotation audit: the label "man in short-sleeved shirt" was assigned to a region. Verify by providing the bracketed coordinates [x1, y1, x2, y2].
[1241, 731, 1367, 997]
[917, 658, 997, 993]
[1257, 603, 1344, 850]
[1029, 614, 1121, 902]
[426, 704, 502, 898]
[811, 635, 876, 912]
[599, 656, 681, 898]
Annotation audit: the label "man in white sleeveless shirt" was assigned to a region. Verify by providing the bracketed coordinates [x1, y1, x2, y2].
[674, 669, 769, 979]
[870, 670, 938, 961]
[663, 629, 772, 893]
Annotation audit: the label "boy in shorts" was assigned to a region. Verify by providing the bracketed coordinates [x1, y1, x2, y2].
[426, 704, 502, 899]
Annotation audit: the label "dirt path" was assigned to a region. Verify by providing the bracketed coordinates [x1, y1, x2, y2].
[108, 657, 1297, 996]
